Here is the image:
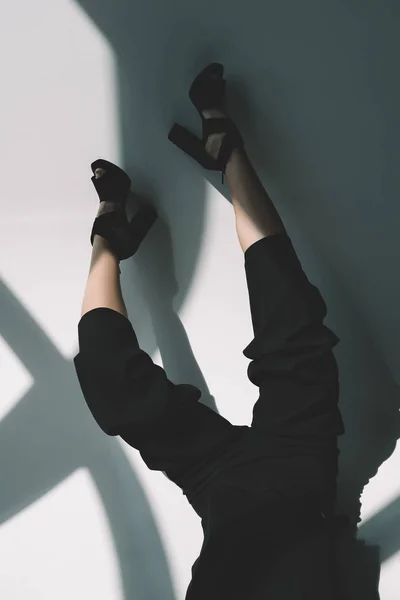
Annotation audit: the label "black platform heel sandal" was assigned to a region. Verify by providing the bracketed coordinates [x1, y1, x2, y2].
[90, 159, 157, 264]
[168, 62, 244, 184]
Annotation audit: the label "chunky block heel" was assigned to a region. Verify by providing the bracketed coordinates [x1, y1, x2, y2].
[168, 62, 244, 183]
[168, 124, 218, 170]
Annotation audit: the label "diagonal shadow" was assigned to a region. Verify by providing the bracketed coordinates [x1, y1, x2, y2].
[0, 274, 178, 599]
[0, 4, 217, 598]
[73, 1, 400, 597]
[1, 0, 400, 598]
[0, 202, 215, 600]
[74, 0, 400, 599]
[358, 495, 400, 563]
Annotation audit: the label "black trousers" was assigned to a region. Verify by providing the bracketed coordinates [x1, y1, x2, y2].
[74, 232, 345, 597]
[74, 230, 344, 478]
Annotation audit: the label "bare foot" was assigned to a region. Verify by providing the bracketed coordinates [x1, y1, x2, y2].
[95, 167, 106, 179]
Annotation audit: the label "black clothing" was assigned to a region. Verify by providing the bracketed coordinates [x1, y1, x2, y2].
[74, 233, 345, 599]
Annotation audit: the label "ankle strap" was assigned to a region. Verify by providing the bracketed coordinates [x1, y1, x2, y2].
[202, 117, 237, 138]
[202, 117, 244, 184]
[219, 130, 244, 178]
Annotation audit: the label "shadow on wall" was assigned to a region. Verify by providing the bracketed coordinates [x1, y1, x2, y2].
[1, 0, 400, 598]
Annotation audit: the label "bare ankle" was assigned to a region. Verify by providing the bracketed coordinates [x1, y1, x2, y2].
[225, 146, 247, 176]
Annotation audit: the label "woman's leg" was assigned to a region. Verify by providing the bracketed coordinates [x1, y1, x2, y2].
[203, 108, 287, 253]
[225, 147, 287, 252]
[80, 169, 128, 319]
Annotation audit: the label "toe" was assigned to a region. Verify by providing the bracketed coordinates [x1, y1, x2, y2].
[95, 168, 106, 179]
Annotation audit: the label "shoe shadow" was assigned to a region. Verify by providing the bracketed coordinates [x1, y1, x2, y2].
[125, 184, 219, 416]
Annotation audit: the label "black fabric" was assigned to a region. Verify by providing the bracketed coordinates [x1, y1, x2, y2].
[73, 232, 346, 599]
[73, 309, 244, 479]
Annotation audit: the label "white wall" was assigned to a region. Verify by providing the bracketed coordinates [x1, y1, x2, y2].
[1, 1, 399, 598]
